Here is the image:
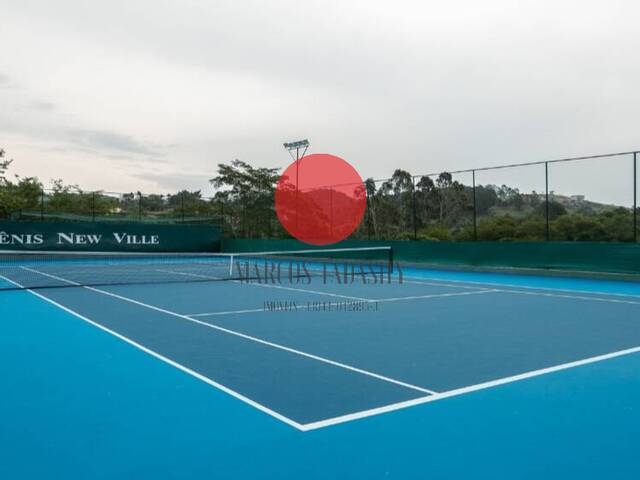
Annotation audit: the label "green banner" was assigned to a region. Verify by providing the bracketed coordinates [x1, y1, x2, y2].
[222, 238, 640, 276]
[0, 221, 220, 252]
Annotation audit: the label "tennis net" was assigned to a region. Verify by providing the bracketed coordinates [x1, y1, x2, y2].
[0, 246, 393, 291]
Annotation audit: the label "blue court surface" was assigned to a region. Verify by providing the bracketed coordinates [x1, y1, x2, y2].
[2, 261, 640, 479]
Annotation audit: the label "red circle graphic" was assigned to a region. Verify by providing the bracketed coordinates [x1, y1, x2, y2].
[275, 153, 366, 246]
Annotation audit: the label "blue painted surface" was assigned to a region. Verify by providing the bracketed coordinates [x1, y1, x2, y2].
[201, 290, 640, 391]
[89, 279, 469, 315]
[23, 286, 424, 424]
[403, 266, 640, 296]
[1, 267, 640, 479]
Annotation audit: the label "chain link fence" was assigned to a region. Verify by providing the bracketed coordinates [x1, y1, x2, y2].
[357, 150, 639, 243]
[2, 150, 638, 242]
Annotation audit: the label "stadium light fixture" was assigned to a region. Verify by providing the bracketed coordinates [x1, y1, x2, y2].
[283, 139, 310, 161]
[283, 139, 310, 231]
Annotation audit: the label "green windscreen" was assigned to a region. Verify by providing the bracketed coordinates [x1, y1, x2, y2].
[222, 239, 640, 276]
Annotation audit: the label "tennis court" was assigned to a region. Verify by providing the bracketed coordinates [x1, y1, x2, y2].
[2, 247, 640, 478]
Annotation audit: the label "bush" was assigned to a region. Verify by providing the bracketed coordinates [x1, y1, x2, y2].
[477, 215, 518, 241]
[514, 216, 546, 241]
[551, 214, 606, 241]
[417, 224, 453, 241]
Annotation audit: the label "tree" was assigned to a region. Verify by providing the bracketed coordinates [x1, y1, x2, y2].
[434, 172, 469, 226]
[388, 169, 414, 232]
[415, 175, 439, 224]
[0, 149, 12, 184]
[210, 159, 281, 237]
[47, 179, 84, 212]
[363, 178, 377, 236]
[366, 170, 413, 239]
[474, 185, 499, 216]
[139, 194, 166, 212]
[0, 176, 43, 218]
[0, 150, 46, 218]
[211, 160, 280, 197]
[528, 191, 542, 209]
[10, 177, 42, 209]
[477, 215, 518, 241]
[537, 200, 566, 221]
[515, 216, 545, 241]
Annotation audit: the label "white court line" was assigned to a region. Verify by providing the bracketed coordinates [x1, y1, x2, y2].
[1, 273, 305, 431]
[160, 267, 640, 306]
[20, 266, 438, 396]
[498, 289, 640, 306]
[10, 267, 640, 431]
[403, 278, 640, 306]
[0, 273, 27, 287]
[402, 279, 489, 291]
[301, 344, 640, 430]
[403, 275, 640, 300]
[369, 289, 498, 303]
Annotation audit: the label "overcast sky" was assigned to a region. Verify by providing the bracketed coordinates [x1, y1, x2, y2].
[1, 0, 639, 204]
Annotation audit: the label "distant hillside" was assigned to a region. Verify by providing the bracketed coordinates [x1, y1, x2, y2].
[486, 192, 628, 219]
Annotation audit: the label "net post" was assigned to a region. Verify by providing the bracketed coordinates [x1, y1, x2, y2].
[388, 247, 394, 275]
[229, 254, 234, 276]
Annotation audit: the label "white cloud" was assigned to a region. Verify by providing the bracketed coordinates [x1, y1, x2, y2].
[1, 0, 639, 204]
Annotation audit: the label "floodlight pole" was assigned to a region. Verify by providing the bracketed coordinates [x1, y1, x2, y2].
[283, 139, 310, 231]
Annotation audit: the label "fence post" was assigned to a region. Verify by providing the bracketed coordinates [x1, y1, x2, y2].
[242, 197, 247, 237]
[472, 170, 477, 241]
[40, 190, 44, 220]
[181, 192, 185, 223]
[330, 188, 333, 239]
[91, 192, 96, 222]
[545, 162, 550, 241]
[366, 193, 372, 240]
[634, 152, 637, 243]
[220, 201, 224, 232]
[138, 193, 142, 222]
[412, 177, 417, 240]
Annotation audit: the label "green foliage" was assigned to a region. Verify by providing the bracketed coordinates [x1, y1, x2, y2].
[141, 194, 168, 212]
[474, 186, 498, 215]
[514, 216, 546, 241]
[0, 176, 43, 217]
[550, 209, 633, 242]
[537, 200, 566, 220]
[209, 159, 281, 237]
[417, 224, 453, 241]
[477, 215, 519, 241]
[0, 149, 12, 184]
[0, 148, 636, 242]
